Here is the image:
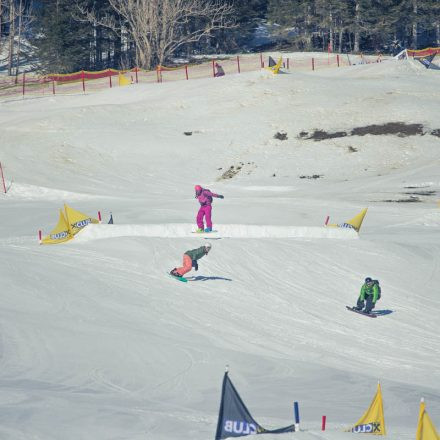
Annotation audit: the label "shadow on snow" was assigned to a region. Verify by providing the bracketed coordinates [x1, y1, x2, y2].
[187, 275, 233, 282]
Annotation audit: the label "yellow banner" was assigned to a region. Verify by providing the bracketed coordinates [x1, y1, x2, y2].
[266, 57, 283, 74]
[417, 399, 440, 440]
[351, 383, 386, 435]
[41, 209, 73, 244]
[118, 72, 131, 86]
[327, 208, 368, 232]
[64, 204, 98, 236]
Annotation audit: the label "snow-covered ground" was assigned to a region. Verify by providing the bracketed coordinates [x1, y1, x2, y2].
[0, 57, 439, 440]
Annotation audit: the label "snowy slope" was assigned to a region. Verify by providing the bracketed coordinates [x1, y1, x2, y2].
[0, 57, 439, 440]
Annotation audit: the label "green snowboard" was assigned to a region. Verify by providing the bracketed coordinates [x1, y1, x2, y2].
[168, 272, 188, 283]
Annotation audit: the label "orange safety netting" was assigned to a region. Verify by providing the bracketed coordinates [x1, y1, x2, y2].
[407, 47, 440, 57]
[0, 53, 381, 100]
[45, 67, 139, 83]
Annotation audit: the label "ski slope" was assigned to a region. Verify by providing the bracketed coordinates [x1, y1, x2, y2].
[0, 56, 439, 440]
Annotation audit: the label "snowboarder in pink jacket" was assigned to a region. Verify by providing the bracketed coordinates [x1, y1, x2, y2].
[194, 185, 224, 232]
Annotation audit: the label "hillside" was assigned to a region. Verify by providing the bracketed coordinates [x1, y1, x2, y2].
[0, 56, 439, 440]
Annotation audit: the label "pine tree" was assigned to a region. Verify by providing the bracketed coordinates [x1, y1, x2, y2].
[32, 0, 93, 73]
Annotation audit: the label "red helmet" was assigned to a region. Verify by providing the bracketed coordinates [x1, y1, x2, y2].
[194, 185, 202, 192]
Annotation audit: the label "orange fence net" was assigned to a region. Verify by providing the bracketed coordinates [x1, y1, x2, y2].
[0, 53, 381, 100]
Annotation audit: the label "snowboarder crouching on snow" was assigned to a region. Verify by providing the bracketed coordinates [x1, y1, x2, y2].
[170, 243, 212, 278]
[214, 63, 225, 77]
[194, 185, 224, 233]
[355, 277, 381, 313]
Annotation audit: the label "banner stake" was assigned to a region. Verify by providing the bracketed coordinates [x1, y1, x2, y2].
[294, 401, 300, 431]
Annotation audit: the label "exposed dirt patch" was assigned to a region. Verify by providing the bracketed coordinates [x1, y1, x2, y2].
[217, 162, 256, 181]
[299, 174, 323, 179]
[431, 129, 440, 137]
[298, 122, 429, 141]
[347, 146, 358, 152]
[274, 131, 288, 140]
[351, 122, 424, 137]
[298, 130, 347, 141]
[219, 165, 241, 180]
[383, 197, 421, 203]
[404, 190, 436, 196]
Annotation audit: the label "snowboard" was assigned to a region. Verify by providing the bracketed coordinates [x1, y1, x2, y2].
[192, 230, 218, 234]
[346, 306, 377, 318]
[168, 273, 188, 283]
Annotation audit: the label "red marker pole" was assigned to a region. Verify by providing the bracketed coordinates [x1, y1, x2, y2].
[52, 78, 55, 95]
[0, 162, 6, 193]
[237, 55, 241, 73]
[82, 70, 85, 93]
[337, 54, 340, 67]
[212, 59, 216, 78]
[312, 58, 315, 71]
[322, 415, 326, 431]
[185, 65, 189, 80]
[38, 230, 42, 244]
[325, 215, 330, 226]
[287, 58, 290, 69]
[260, 53, 263, 68]
[22, 72, 25, 96]
[98, 211, 102, 223]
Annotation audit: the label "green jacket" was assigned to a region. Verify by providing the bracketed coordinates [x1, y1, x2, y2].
[359, 283, 380, 303]
[185, 246, 207, 261]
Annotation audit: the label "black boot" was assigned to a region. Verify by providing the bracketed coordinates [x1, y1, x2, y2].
[170, 268, 180, 277]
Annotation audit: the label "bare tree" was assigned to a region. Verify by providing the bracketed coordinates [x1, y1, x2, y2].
[80, 0, 234, 69]
[7, 0, 14, 74]
[15, 0, 34, 77]
[0, 1, 3, 45]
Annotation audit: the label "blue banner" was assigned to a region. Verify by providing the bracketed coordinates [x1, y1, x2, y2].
[215, 372, 295, 440]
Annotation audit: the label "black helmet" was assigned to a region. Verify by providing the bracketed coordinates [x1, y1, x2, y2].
[365, 277, 373, 283]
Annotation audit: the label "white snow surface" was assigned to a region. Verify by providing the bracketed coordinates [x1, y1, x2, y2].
[0, 57, 440, 440]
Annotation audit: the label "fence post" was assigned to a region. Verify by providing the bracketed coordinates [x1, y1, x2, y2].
[109, 69, 112, 88]
[337, 54, 340, 67]
[294, 401, 300, 431]
[237, 55, 241, 73]
[22, 72, 25, 96]
[312, 58, 315, 71]
[322, 416, 326, 431]
[185, 65, 189, 80]
[156, 65, 162, 83]
[82, 70, 85, 93]
[0, 162, 6, 194]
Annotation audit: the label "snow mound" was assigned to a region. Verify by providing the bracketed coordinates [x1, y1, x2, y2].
[4, 183, 96, 201]
[74, 223, 358, 241]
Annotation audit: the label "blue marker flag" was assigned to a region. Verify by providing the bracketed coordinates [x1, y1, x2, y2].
[215, 372, 295, 439]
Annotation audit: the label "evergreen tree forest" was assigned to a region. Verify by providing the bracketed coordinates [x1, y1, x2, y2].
[0, 0, 439, 75]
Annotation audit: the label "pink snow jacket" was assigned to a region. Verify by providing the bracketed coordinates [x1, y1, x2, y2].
[196, 188, 221, 206]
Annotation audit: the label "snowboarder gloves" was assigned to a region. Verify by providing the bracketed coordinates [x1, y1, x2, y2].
[218, 195, 224, 199]
[192, 260, 198, 271]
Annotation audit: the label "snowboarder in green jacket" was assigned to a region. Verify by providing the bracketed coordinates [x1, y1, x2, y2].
[355, 277, 381, 313]
[170, 243, 212, 278]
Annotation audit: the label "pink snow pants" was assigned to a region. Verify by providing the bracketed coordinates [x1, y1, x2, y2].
[176, 254, 192, 276]
[197, 205, 212, 229]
